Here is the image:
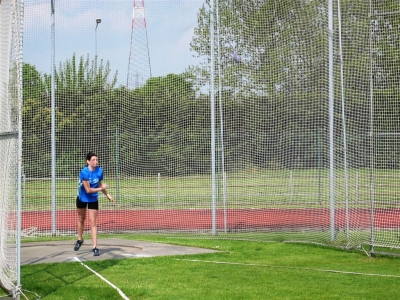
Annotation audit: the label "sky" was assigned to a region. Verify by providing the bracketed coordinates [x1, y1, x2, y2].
[23, 0, 205, 87]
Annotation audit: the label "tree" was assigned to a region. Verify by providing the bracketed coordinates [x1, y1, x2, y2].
[22, 64, 50, 176]
[118, 73, 209, 176]
[189, 1, 331, 169]
[22, 55, 119, 177]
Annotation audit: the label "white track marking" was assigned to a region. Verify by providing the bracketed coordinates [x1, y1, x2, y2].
[73, 257, 130, 300]
[176, 259, 400, 278]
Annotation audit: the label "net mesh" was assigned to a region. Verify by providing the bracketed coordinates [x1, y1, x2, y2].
[17, 0, 400, 252]
[0, 0, 22, 294]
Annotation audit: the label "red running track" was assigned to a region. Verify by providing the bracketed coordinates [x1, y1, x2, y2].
[21, 208, 400, 231]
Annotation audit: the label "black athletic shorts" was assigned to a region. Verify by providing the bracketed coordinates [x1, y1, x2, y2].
[76, 196, 99, 210]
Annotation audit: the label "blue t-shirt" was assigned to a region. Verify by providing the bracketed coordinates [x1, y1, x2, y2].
[78, 166, 104, 202]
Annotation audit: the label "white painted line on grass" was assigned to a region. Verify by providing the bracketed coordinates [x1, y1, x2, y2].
[73, 257, 130, 300]
[176, 259, 400, 278]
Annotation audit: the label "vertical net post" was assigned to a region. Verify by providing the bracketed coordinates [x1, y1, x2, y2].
[0, 0, 23, 295]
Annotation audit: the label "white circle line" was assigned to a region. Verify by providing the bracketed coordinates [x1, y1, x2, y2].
[176, 258, 400, 278]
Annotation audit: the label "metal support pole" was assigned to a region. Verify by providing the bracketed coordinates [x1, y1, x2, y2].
[328, 0, 335, 242]
[51, 0, 57, 236]
[210, 0, 216, 235]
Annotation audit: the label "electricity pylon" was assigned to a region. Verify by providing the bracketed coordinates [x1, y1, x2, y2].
[127, 0, 152, 89]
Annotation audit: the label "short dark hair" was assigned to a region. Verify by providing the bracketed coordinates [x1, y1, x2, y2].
[86, 151, 97, 161]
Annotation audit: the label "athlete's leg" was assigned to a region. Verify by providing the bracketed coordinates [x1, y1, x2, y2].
[77, 208, 86, 241]
[88, 208, 98, 249]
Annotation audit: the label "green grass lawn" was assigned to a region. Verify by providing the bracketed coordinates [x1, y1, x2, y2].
[19, 235, 400, 299]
